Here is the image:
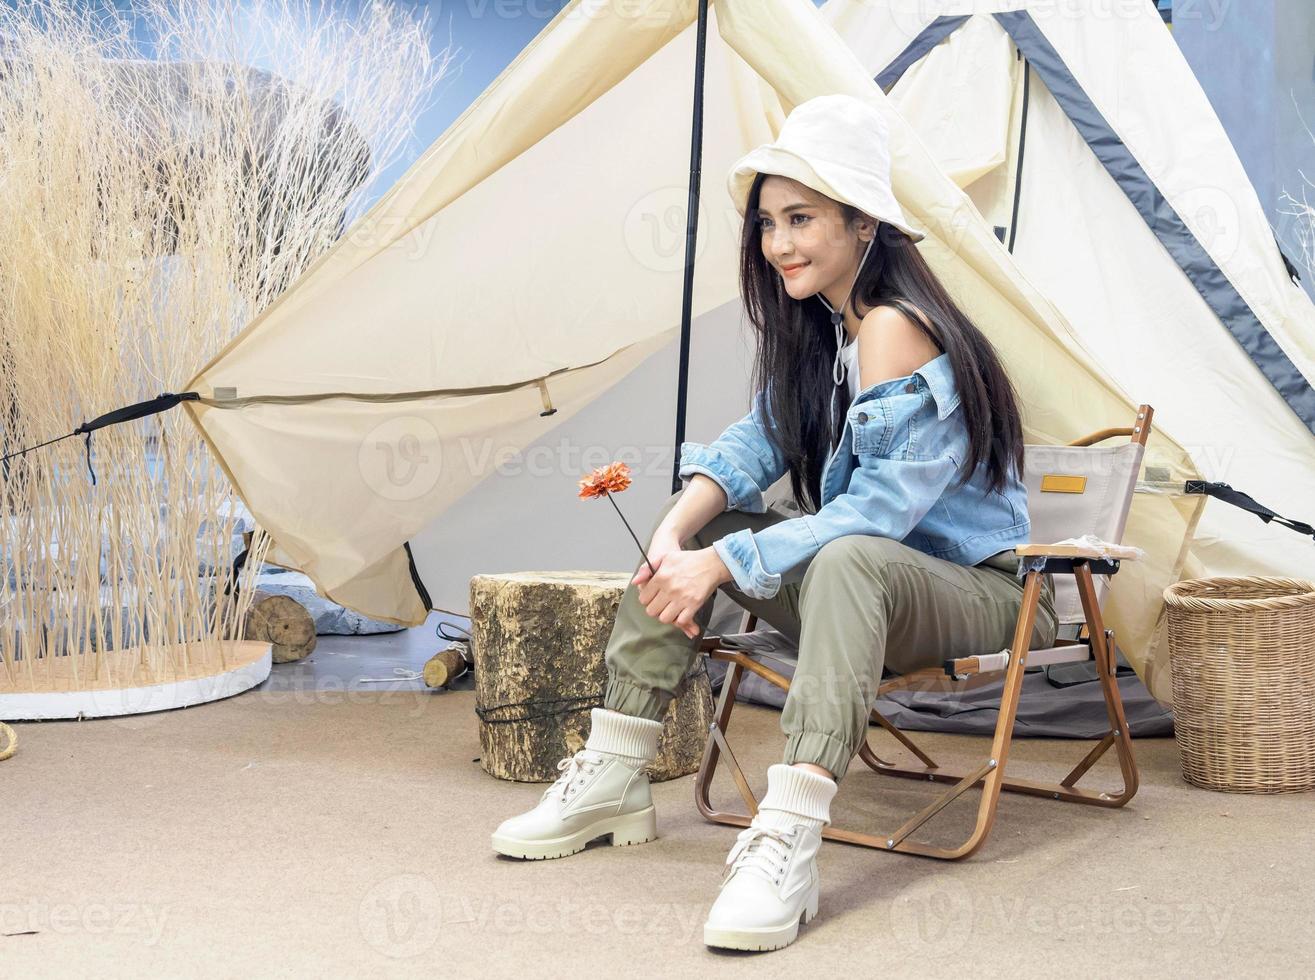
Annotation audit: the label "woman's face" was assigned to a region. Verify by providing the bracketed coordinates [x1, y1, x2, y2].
[756, 175, 873, 306]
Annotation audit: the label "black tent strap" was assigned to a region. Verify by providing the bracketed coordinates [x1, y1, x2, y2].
[1187, 480, 1315, 541]
[72, 391, 199, 436]
[2, 391, 199, 485]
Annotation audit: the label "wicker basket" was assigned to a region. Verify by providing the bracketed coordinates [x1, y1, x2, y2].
[1163, 576, 1315, 794]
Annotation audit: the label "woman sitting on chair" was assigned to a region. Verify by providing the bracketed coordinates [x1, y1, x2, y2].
[491, 93, 1058, 952]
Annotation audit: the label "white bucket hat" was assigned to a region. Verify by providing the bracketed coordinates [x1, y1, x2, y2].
[726, 93, 924, 243]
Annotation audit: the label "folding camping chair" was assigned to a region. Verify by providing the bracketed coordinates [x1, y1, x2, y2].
[692, 404, 1153, 860]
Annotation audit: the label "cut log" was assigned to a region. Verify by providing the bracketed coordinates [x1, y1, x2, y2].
[243, 591, 317, 663]
[469, 571, 714, 783]
[422, 647, 469, 689]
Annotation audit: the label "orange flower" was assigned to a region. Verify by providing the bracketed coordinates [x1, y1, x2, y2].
[577, 460, 633, 499]
[579, 460, 656, 577]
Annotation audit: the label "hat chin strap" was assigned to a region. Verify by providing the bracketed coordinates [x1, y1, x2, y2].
[816, 236, 877, 388]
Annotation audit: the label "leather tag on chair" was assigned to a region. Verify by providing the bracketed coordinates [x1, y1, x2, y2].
[1040, 474, 1087, 493]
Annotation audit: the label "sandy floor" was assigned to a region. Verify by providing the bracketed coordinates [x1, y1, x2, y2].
[4, 638, 1313, 977]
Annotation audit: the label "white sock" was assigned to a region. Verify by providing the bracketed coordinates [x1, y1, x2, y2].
[583, 707, 664, 766]
[754, 763, 838, 833]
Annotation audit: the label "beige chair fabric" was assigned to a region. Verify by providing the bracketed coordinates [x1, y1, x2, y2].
[1023, 441, 1145, 626]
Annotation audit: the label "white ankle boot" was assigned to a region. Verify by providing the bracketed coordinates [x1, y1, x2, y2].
[703, 764, 838, 951]
[490, 707, 665, 860]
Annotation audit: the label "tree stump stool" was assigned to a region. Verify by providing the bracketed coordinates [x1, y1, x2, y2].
[469, 571, 714, 783]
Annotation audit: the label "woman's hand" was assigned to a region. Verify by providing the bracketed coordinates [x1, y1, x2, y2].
[632, 540, 732, 640]
[638, 525, 686, 578]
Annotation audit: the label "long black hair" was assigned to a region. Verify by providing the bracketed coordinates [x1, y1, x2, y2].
[739, 172, 1026, 514]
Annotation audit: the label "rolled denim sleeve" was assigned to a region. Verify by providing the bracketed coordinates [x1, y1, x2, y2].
[677, 388, 787, 514]
[714, 453, 959, 599]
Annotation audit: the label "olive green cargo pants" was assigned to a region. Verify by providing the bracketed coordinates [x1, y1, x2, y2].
[602, 489, 1059, 782]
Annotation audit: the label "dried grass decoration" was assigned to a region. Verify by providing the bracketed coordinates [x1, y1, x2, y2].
[0, 0, 444, 719]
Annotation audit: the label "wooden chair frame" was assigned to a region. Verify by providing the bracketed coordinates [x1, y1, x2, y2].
[692, 405, 1153, 860]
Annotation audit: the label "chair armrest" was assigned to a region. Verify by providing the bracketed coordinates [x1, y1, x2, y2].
[1014, 541, 1142, 561]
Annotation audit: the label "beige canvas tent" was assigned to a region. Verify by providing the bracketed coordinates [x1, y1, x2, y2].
[822, 0, 1315, 591]
[182, 0, 1207, 703]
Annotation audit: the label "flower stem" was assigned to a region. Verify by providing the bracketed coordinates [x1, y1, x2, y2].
[607, 491, 658, 577]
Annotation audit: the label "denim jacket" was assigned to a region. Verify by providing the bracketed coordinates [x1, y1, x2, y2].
[678, 352, 1031, 600]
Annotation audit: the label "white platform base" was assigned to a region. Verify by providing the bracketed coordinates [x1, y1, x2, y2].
[0, 641, 272, 721]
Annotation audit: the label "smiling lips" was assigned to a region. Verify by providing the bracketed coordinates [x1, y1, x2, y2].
[781, 262, 808, 278]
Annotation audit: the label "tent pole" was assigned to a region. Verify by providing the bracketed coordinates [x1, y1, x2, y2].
[1007, 52, 1031, 254]
[671, 0, 709, 494]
